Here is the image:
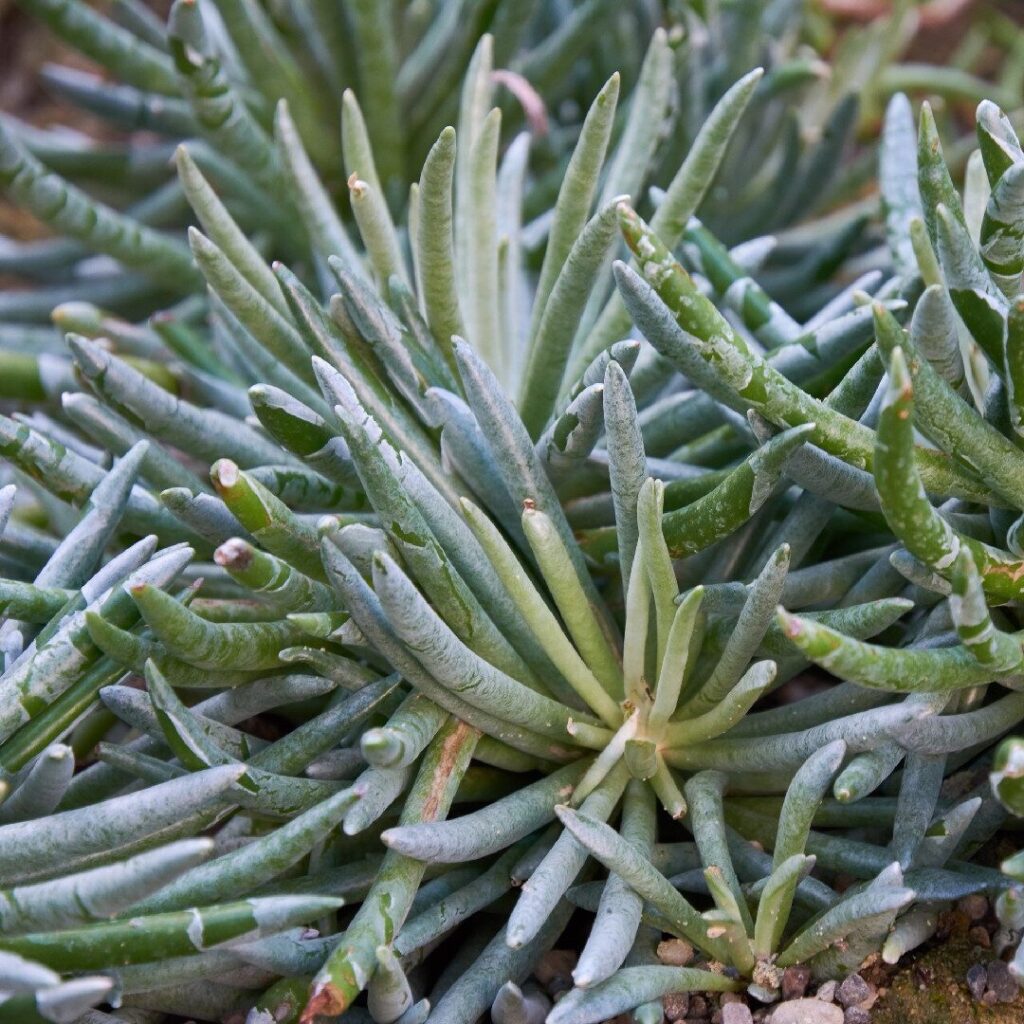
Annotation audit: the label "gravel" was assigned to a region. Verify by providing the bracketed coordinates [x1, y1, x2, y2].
[781, 966, 812, 1001]
[657, 938, 695, 966]
[815, 981, 838, 1003]
[985, 959, 1020, 1003]
[966, 962, 988, 1001]
[662, 990, 688, 1021]
[723, 1004, 754, 1024]
[956, 894, 988, 921]
[769, 998, 844, 1024]
[843, 1009, 871, 1024]
[837, 974, 871, 1008]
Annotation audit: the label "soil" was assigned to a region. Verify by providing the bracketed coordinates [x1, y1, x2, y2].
[871, 932, 1022, 1024]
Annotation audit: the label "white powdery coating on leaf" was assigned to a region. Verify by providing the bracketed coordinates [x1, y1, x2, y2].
[187, 907, 206, 950]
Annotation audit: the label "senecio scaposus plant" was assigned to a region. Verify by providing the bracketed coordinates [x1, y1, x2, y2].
[0, 0, 1023, 1022]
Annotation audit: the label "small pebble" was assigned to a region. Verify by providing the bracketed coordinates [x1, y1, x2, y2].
[722, 1004, 754, 1024]
[662, 991, 689, 1021]
[816, 981, 838, 1003]
[968, 925, 991, 949]
[689, 995, 708, 1017]
[957, 894, 989, 922]
[747, 983, 779, 1006]
[986, 959, 1020, 1003]
[856, 985, 877, 1012]
[993, 927, 1018, 957]
[837, 975, 870, 1009]
[781, 966, 812, 1001]
[658, 938, 695, 966]
[534, 949, 576, 988]
[769, 999, 843, 1024]
[843, 1009, 870, 1024]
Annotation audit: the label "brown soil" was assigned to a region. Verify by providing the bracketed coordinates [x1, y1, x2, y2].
[871, 932, 1023, 1024]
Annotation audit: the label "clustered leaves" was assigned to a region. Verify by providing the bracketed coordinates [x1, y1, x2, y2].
[1, 1, 1024, 1023]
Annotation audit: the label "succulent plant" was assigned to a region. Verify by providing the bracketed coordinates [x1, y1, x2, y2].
[2, 1, 1024, 1023]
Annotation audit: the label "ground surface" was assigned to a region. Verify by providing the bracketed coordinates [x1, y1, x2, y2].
[872, 933, 1021, 1024]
